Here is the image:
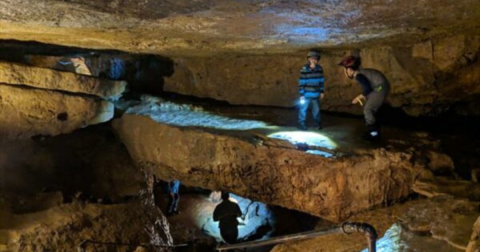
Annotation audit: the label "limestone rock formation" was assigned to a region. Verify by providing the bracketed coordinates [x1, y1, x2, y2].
[0, 85, 113, 139]
[271, 197, 480, 252]
[413, 177, 480, 201]
[0, 125, 171, 251]
[397, 196, 480, 251]
[165, 35, 480, 116]
[0, 61, 127, 99]
[0, 125, 144, 201]
[0, 0, 479, 56]
[0, 199, 172, 252]
[112, 113, 434, 222]
[467, 217, 480, 252]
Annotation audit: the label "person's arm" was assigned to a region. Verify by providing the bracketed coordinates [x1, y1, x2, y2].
[351, 74, 371, 104]
[355, 74, 372, 97]
[298, 66, 308, 97]
[318, 66, 325, 99]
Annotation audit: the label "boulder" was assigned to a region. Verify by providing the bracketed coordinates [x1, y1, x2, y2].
[112, 113, 432, 222]
[0, 61, 126, 99]
[0, 84, 113, 139]
[2, 198, 172, 252]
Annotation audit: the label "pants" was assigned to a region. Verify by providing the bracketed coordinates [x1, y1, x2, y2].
[167, 193, 179, 214]
[364, 91, 388, 126]
[298, 97, 321, 127]
[220, 226, 239, 244]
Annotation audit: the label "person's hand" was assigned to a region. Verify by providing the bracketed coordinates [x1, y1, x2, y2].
[320, 93, 324, 100]
[351, 94, 365, 104]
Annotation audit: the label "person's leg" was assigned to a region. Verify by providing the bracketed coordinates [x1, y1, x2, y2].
[364, 92, 385, 126]
[364, 92, 386, 139]
[220, 227, 238, 244]
[311, 98, 321, 129]
[173, 193, 180, 214]
[298, 98, 309, 130]
[167, 193, 175, 215]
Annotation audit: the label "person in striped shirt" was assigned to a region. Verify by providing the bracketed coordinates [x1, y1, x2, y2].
[298, 50, 325, 130]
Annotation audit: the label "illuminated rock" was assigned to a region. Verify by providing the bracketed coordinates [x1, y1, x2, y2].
[113, 113, 434, 222]
[0, 62, 126, 99]
[0, 85, 113, 139]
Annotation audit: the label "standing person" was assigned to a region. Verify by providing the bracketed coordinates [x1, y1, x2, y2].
[338, 56, 390, 140]
[213, 192, 243, 244]
[166, 180, 181, 216]
[298, 50, 325, 130]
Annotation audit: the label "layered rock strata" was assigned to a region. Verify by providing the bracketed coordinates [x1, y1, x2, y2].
[113, 113, 433, 222]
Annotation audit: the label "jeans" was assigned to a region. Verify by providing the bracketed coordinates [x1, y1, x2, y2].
[298, 97, 321, 127]
[167, 193, 179, 214]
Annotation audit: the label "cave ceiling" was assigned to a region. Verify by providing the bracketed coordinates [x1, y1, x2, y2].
[0, 0, 479, 56]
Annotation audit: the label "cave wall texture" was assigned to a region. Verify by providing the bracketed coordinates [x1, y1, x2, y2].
[0, 0, 480, 251]
[164, 35, 480, 117]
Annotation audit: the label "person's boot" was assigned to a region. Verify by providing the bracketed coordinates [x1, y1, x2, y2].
[297, 124, 307, 131]
[314, 123, 323, 130]
[363, 124, 380, 141]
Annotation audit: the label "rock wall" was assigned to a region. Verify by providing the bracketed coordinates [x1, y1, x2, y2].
[1, 198, 172, 252]
[0, 60, 129, 139]
[0, 85, 113, 139]
[0, 125, 172, 252]
[112, 113, 433, 222]
[164, 35, 480, 117]
[0, 61, 127, 99]
[0, 125, 144, 201]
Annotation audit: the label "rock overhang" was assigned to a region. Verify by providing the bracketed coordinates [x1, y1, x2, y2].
[0, 0, 479, 56]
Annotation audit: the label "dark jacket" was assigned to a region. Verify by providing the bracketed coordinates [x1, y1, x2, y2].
[213, 200, 242, 228]
[355, 68, 390, 96]
[298, 64, 325, 98]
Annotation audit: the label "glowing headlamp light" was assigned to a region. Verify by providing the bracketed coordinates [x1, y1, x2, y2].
[299, 97, 306, 105]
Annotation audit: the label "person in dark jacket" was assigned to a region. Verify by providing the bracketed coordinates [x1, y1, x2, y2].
[166, 180, 181, 216]
[338, 56, 390, 139]
[213, 192, 243, 244]
[298, 50, 325, 130]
